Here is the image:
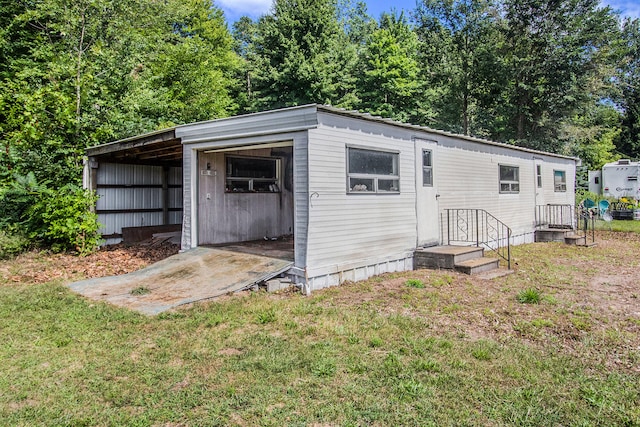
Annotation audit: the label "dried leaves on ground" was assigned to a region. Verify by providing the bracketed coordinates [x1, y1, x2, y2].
[0, 243, 179, 285]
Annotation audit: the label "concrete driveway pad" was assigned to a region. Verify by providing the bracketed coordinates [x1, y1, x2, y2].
[68, 247, 293, 315]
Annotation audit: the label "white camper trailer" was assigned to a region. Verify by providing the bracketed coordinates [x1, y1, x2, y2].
[600, 159, 640, 199]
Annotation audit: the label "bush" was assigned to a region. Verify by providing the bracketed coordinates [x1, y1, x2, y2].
[0, 173, 102, 256]
[29, 184, 102, 255]
[0, 230, 31, 259]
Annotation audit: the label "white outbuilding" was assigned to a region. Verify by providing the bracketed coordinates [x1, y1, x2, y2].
[85, 105, 578, 291]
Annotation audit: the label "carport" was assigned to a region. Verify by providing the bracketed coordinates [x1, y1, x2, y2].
[84, 128, 184, 244]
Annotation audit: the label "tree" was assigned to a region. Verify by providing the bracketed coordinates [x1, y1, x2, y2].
[247, 0, 359, 110]
[414, 0, 502, 135]
[0, 0, 239, 187]
[357, 12, 422, 123]
[496, 0, 618, 152]
[615, 18, 640, 159]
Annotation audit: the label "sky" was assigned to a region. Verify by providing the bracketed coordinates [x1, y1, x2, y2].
[217, 0, 640, 26]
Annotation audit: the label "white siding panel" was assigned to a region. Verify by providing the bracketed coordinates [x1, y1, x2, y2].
[432, 135, 576, 240]
[305, 124, 417, 279]
[294, 134, 309, 268]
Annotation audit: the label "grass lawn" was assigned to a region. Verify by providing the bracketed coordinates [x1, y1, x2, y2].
[1, 233, 639, 426]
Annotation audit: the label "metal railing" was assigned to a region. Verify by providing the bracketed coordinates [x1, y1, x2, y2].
[535, 204, 574, 229]
[440, 209, 512, 269]
[576, 206, 597, 245]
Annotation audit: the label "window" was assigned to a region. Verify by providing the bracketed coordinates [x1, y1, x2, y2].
[422, 150, 433, 186]
[554, 170, 566, 192]
[347, 147, 399, 193]
[499, 165, 519, 193]
[536, 165, 542, 188]
[594, 176, 600, 185]
[226, 156, 280, 193]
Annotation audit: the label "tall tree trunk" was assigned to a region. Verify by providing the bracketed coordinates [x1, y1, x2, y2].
[75, 9, 86, 141]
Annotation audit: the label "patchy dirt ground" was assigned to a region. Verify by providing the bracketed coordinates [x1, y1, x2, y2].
[314, 231, 640, 373]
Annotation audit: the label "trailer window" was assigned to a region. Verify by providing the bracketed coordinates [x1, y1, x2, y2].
[536, 165, 542, 188]
[422, 150, 433, 186]
[347, 147, 399, 193]
[226, 156, 280, 193]
[499, 165, 519, 193]
[554, 170, 567, 192]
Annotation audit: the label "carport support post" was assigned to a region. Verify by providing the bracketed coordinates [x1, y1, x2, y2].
[82, 157, 98, 213]
[162, 165, 170, 225]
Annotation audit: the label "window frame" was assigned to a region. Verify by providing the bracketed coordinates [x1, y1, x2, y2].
[422, 149, 433, 187]
[225, 155, 281, 193]
[499, 164, 520, 194]
[553, 169, 567, 192]
[346, 146, 400, 194]
[536, 164, 542, 188]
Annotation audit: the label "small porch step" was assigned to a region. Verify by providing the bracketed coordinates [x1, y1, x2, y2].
[414, 245, 501, 276]
[564, 233, 586, 245]
[414, 246, 485, 270]
[454, 257, 500, 275]
[535, 228, 571, 242]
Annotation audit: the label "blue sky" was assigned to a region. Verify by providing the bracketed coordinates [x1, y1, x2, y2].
[218, 0, 640, 25]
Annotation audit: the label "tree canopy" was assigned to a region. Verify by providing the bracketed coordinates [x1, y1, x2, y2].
[1, 0, 640, 252]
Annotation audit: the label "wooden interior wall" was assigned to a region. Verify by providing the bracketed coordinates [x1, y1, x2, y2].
[197, 147, 294, 245]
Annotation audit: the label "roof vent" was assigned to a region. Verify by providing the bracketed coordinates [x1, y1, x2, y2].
[618, 159, 631, 165]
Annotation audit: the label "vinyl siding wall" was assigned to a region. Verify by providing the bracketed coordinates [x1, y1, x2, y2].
[431, 134, 575, 243]
[304, 114, 417, 288]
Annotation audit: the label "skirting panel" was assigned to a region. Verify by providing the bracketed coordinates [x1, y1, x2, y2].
[305, 256, 414, 292]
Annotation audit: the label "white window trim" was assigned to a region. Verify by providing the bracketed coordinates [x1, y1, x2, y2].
[499, 164, 520, 194]
[346, 146, 400, 194]
[423, 149, 433, 187]
[554, 169, 567, 192]
[536, 165, 542, 188]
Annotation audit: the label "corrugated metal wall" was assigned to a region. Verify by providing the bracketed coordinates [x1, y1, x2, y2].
[96, 163, 182, 244]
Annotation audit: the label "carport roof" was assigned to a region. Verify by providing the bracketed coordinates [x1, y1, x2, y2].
[86, 127, 182, 166]
[86, 105, 580, 165]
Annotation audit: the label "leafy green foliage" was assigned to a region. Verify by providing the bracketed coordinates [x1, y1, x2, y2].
[357, 12, 421, 122]
[0, 174, 101, 256]
[28, 184, 102, 255]
[0, 230, 31, 259]
[239, 0, 359, 110]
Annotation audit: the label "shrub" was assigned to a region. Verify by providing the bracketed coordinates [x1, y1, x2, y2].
[28, 184, 102, 255]
[1, 174, 102, 256]
[0, 230, 31, 259]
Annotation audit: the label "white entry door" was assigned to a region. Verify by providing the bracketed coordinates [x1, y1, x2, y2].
[534, 159, 545, 207]
[415, 138, 439, 246]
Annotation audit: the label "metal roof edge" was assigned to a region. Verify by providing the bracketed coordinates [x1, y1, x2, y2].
[316, 104, 579, 162]
[85, 127, 178, 155]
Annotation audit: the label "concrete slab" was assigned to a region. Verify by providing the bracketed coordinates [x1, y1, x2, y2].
[68, 247, 293, 315]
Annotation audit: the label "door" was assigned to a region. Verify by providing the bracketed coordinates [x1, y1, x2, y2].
[415, 138, 439, 246]
[534, 159, 544, 226]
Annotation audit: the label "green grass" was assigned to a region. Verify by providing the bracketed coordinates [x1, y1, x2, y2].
[517, 288, 541, 304]
[593, 218, 640, 232]
[1, 238, 639, 425]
